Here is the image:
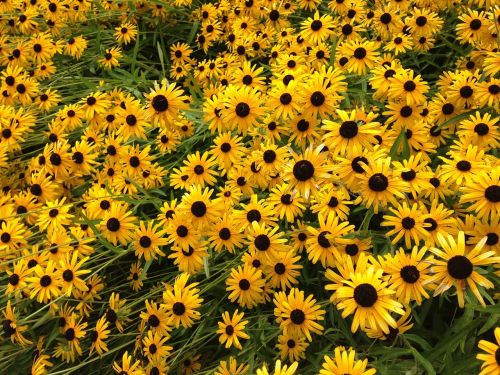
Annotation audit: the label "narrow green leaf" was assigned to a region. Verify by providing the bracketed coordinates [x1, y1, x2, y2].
[411, 347, 436, 375]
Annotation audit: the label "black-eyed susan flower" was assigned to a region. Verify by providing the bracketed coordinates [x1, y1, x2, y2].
[70, 140, 98, 176]
[381, 246, 433, 305]
[381, 202, 430, 248]
[140, 300, 171, 337]
[2, 300, 32, 346]
[181, 354, 201, 375]
[30, 351, 53, 375]
[210, 132, 244, 173]
[319, 346, 376, 375]
[37, 197, 73, 235]
[299, 73, 343, 118]
[166, 213, 199, 251]
[145, 79, 189, 126]
[265, 250, 302, 290]
[475, 78, 500, 109]
[99, 46, 122, 70]
[472, 217, 499, 254]
[277, 333, 308, 362]
[373, 5, 404, 39]
[208, 213, 244, 254]
[310, 184, 351, 220]
[332, 260, 405, 334]
[112, 352, 143, 375]
[163, 273, 203, 328]
[5, 259, 31, 297]
[322, 109, 379, 156]
[182, 151, 218, 187]
[268, 80, 303, 121]
[107, 292, 131, 333]
[256, 360, 298, 375]
[340, 39, 380, 75]
[274, 288, 324, 342]
[142, 330, 172, 361]
[27, 260, 61, 303]
[222, 85, 264, 135]
[234, 194, 277, 232]
[247, 221, 290, 262]
[267, 183, 306, 223]
[384, 33, 413, 55]
[426, 231, 498, 308]
[406, 8, 443, 37]
[217, 309, 249, 350]
[306, 212, 355, 268]
[337, 236, 372, 262]
[476, 327, 500, 375]
[133, 221, 167, 261]
[355, 157, 409, 213]
[179, 185, 221, 228]
[63, 315, 88, 357]
[58, 251, 89, 297]
[392, 152, 433, 197]
[365, 307, 414, 343]
[0, 218, 28, 252]
[460, 168, 499, 221]
[300, 11, 334, 44]
[169, 240, 208, 274]
[231, 61, 266, 91]
[214, 357, 249, 375]
[80, 91, 110, 120]
[114, 22, 138, 45]
[456, 9, 490, 45]
[457, 112, 500, 150]
[226, 264, 265, 309]
[115, 99, 148, 140]
[99, 203, 137, 246]
[284, 144, 332, 200]
[44, 140, 73, 179]
[439, 144, 486, 187]
[450, 76, 480, 112]
[89, 316, 110, 356]
[388, 68, 429, 105]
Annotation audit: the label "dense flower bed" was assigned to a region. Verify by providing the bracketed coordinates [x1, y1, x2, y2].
[0, 0, 499, 374]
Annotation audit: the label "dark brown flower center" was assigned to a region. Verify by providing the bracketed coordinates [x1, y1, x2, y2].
[152, 95, 168, 112]
[172, 302, 186, 316]
[339, 121, 358, 139]
[106, 218, 120, 232]
[354, 283, 378, 307]
[310, 91, 325, 106]
[485, 185, 500, 203]
[401, 217, 415, 229]
[400, 265, 420, 283]
[368, 173, 388, 192]
[293, 160, 315, 181]
[447, 255, 473, 279]
[225, 324, 234, 335]
[235, 102, 250, 117]
[191, 201, 207, 217]
[40, 275, 51, 287]
[290, 309, 305, 324]
[254, 234, 271, 251]
[238, 279, 250, 290]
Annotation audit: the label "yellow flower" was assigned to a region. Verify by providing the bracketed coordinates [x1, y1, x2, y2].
[217, 310, 250, 349]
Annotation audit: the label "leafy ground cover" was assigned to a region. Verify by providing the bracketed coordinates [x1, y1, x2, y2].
[0, 0, 499, 374]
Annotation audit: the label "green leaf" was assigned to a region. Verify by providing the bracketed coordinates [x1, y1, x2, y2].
[404, 334, 433, 351]
[410, 347, 436, 375]
[187, 21, 200, 44]
[157, 41, 166, 78]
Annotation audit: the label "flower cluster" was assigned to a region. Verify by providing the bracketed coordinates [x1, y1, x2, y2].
[0, 0, 499, 374]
